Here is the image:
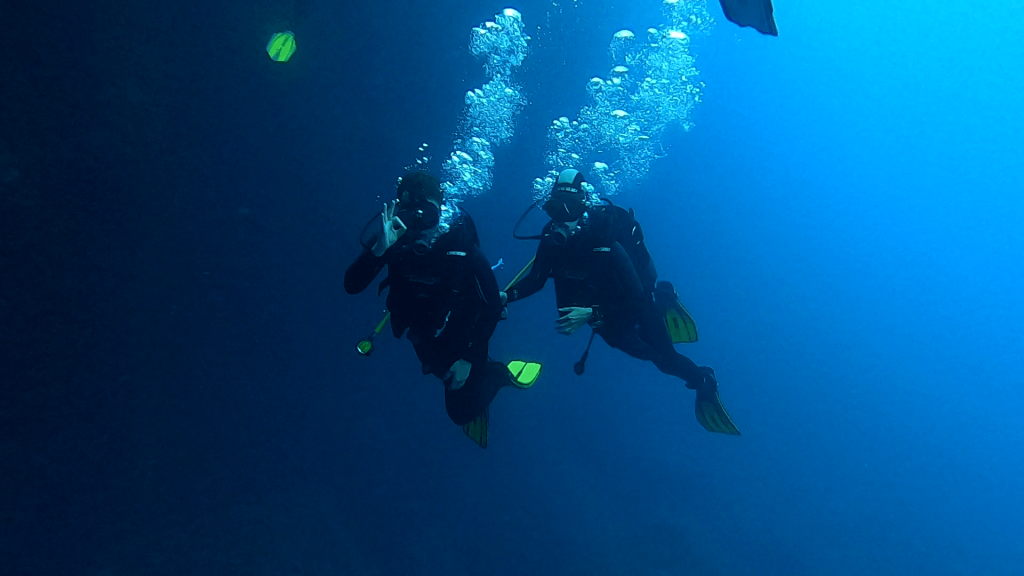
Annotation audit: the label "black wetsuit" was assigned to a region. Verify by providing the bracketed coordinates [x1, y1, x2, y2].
[344, 214, 509, 425]
[506, 206, 705, 387]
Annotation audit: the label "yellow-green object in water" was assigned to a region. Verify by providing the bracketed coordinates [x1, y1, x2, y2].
[356, 339, 373, 355]
[507, 360, 542, 389]
[355, 312, 390, 356]
[664, 302, 698, 344]
[462, 407, 489, 449]
[266, 31, 296, 62]
[695, 380, 740, 435]
[654, 281, 698, 344]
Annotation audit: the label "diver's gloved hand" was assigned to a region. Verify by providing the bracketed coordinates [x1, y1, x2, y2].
[370, 199, 408, 257]
[446, 359, 472, 390]
[687, 366, 717, 390]
[499, 291, 509, 320]
[556, 306, 593, 335]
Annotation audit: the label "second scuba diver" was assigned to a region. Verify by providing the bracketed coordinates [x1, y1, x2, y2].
[504, 169, 739, 434]
[344, 171, 541, 448]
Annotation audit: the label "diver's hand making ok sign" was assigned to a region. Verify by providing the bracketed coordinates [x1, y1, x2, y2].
[370, 199, 408, 257]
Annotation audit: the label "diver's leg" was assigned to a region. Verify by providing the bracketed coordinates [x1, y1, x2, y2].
[409, 332, 509, 426]
[636, 302, 708, 388]
[597, 325, 660, 363]
[409, 330, 457, 379]
[444, 360, 510, 426]
[600, 308, 703, 387]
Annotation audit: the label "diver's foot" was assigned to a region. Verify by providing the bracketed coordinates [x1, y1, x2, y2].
[686, 366, 717, 390]
[692, 367, 741, 435]
[701, 366, 717, 384]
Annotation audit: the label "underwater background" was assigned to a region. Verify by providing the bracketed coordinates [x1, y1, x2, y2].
[3, 0, 1023, 574]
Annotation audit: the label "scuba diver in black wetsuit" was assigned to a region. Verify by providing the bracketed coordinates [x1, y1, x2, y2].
[504, 169, 739, 434]
[344, 171, 540, 448]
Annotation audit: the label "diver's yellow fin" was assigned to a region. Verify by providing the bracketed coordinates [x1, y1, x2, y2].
[266, 31, 297, 62]
[462, 408, 489, 448]
[507, 360, 542, 389]
[665, 300, 698, 344]
[655, 281, 698, 344]
[695, 384, 740, 435]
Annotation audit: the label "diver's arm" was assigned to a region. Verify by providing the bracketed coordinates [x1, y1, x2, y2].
[344, 248, 387, 295]
[504, 244, 552, 303]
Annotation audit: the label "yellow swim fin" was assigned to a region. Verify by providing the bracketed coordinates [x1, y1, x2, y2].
[462, 408, 489, 449]
[695, 382, 740, 435]
[665, 302, 698, 344]
[655, 281, 698, 344]
[266, 31, 297, 62]
[507, 360, 542, 389]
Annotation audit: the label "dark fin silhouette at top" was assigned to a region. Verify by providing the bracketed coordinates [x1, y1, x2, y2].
[719, 0, 779, 36]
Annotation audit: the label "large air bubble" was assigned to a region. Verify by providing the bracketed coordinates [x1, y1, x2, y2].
[439, 8, 530, 226]
[534, 0, 711, 200]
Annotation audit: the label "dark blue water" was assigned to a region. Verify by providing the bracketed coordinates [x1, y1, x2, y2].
[3, 0, 1023, 574]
